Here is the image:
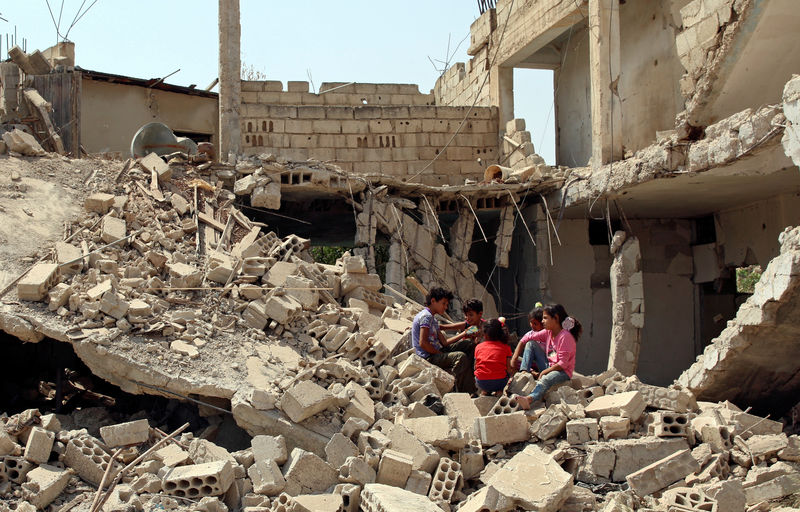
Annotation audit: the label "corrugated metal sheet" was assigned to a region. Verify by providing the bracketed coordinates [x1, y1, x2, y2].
[30, 71, 81, 155]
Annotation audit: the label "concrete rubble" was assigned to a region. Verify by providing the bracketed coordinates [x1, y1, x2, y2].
[0, 150, 797, 510]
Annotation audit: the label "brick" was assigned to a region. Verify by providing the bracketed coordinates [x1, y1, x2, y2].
[17, 263, 59, 301]
[24, 427, 54, 464]
[585, 391, 645, 420]
[428, 457, 462, 503]
[339, 455, 376, 486]
[163, 460, 234, 498]
[99, 419, 150, 447]
[626, 449, 700, 496]
[280, 380, 335, 423]
[21, 464, 71, 509]
[84, 192, 115, 213]
[377, 449, 413, 488]
[474, 412, 530, 446]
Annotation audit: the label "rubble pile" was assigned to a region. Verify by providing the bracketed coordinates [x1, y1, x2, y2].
[1, 153, 799, 511]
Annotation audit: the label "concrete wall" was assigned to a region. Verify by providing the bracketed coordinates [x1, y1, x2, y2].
[80, 79, 218, 156]
[554, 24, 591, 167]
[433, 47, 492, 107]
[618, 0, 687, 155]
[240, 81, 499, 186]
[716, 192, 800, 268]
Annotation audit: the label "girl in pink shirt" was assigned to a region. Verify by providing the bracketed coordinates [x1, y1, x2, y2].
[516, 304, 581, 410]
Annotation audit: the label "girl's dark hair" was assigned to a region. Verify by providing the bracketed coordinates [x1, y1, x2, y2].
[544, 303, 582, 341]
[528, 306, 543, 322]
[482, 318, 509, 344]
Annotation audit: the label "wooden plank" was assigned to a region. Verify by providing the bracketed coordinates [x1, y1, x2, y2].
[198, 211, 225, 232]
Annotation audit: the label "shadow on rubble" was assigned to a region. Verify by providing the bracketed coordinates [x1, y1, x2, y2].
[0, 332, 251, 451]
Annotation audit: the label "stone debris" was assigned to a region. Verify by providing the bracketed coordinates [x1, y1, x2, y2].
[0, 159, 798, 511]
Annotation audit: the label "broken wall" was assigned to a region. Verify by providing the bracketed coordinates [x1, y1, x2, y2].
[80, 78, 219, 157]
[240, 81, 499, 186]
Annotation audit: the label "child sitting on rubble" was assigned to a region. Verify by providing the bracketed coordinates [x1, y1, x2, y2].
[515, 304, 581, 409]
[411, 287, 473, 392]
[473, 318, 514, 396]
[510, 303, 545, 372]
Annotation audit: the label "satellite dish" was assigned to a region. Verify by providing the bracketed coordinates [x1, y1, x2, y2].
[130, 122, 198, 158]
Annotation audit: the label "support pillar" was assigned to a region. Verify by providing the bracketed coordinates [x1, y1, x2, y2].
[384, 238, 406, 303]
[218, 0, 241, 162]
[608, 231, 643, 376]
[490, 65, 514, 134]
[589, 0, 622, 166]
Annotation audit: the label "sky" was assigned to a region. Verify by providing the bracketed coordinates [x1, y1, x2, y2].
[1, 1, 556, 163]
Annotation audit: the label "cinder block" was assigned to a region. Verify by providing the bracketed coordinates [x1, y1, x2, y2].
[360, 483, 442, 512]
[428, 457, 462, 503]
[626, 449, 700, 496]
[64, 436, 119, 487]
[154, 444, 190, 467]
[334, 483, 361, 512]
[566, 418, 599, 445]
[651, 411, 692, 438]
[377, 449, 413, 488]
[474, 412, 530, 446]
[99, 291, 130, 320]
[55, 242, 82, 274]
[17, 263, 59, 301]
[460, 438, 484, 480]
[344, 381, 375, 426]
[21, 464, 71, 509]
[23, 427, 54, 464]
[585, 391, 646, 421]
[488, 396, 521, 416]
[99, 419, 150, 447]
[610, 438, 690, 482]
[163, 460, 234, 498]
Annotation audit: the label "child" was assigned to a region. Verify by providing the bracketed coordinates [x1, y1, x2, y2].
[515, 304, 581, 410]
[411, 287, 471, 392]
[510, 304, 544, 372]
[441, 298, 485, 344]
[474, 318, 514, 396]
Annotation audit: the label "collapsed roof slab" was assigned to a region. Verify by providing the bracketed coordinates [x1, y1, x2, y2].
[551, 104, 797, 219]
[678, 225, 800, 415]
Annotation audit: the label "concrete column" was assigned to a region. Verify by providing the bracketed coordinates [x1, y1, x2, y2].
[218, 0, 241, 162]
[534, 205, 552, 301]
[385, 238, 406, 303]
[490, 65, 514, 134]
[608, 231, 644, 376]
[589, 0, 622, 166]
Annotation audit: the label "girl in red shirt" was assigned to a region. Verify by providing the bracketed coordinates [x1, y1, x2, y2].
[474, 318, 514, 396]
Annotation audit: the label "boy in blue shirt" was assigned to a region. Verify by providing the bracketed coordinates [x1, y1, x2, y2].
[411, 288, 473, 393]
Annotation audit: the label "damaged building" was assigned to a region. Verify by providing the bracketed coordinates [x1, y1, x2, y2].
[0, 0, 799, 510]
